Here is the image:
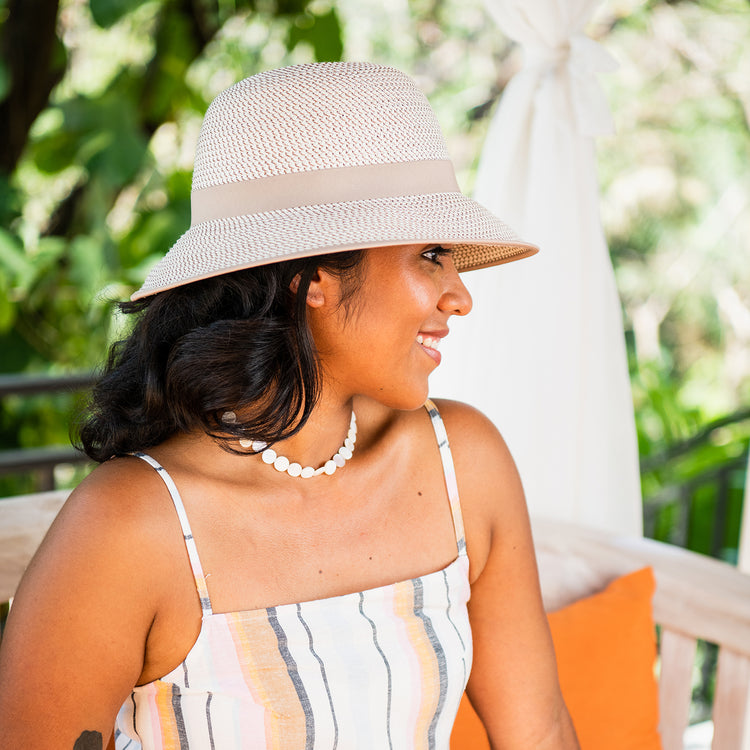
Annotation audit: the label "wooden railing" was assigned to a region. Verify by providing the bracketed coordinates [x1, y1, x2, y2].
[0, 372, 96, 491]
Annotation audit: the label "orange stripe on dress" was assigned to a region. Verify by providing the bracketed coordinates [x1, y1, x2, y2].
[226, 610, 308, 749]
[153, 680, 182, 750]
[393, 579, 440, 750]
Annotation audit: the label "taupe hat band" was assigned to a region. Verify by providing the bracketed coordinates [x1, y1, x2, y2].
[190, 159, 460, 225]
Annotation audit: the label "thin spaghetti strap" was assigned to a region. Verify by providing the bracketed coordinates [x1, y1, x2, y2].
[131, 452, 213, 615]
[423, 400, 467, 557]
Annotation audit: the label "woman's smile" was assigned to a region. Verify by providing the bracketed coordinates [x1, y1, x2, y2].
[416, 330, 449, 365]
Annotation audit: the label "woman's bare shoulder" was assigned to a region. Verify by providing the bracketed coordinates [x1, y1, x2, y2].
[14, 453, 187, 642]
[428, 398, 526, 576]
[21, 455, 182, 605]
[53, 454, 176, 541]
[352, 396, 513, 467]
[429, 397, 516, 469]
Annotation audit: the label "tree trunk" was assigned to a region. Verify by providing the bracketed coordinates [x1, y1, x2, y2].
[0, 0, 63, 175]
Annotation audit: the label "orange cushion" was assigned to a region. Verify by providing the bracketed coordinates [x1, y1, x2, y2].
[450, 567, 661, 750]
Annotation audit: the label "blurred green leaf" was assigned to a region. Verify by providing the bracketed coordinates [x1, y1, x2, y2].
[0, 59, 10, 103]
[0, 273, 16, 332]
[33, 92, 148, 185]
[69, 235, 105, 293]
[32, 126, 83, 174]
[288, 8, 343, 61]
[119, 207, 188, 268]
[0, 229, 33, 288]
[275, 0, 315, 15]
[90, 0, 146, 28]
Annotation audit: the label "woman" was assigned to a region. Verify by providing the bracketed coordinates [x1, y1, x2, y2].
[0, 62, 578, 750]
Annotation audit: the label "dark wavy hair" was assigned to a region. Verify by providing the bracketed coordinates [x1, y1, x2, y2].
[75, 250, 365, 462]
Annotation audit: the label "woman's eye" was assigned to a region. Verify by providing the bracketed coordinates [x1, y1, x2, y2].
[422, 247, 450, 266]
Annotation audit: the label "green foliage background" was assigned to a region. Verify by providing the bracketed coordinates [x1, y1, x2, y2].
[1, 0, 749, 551]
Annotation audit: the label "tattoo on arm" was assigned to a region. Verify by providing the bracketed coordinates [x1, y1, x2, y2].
[73, 730, 103, 750]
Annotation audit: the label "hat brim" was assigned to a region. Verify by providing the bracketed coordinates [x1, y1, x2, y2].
[131, 192, 538, 300]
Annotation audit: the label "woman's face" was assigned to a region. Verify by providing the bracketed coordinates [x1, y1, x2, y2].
[309, 244, 472, 409]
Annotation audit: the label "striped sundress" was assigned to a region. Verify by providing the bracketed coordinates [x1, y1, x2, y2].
[114, 399, 473, 749]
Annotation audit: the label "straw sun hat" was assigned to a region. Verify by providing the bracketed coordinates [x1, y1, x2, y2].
[132, 61, 538, 300]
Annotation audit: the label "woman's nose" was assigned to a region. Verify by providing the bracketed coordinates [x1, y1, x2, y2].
[439, 261, 473, 317]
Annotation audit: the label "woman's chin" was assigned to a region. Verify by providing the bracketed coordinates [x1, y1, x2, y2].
[374, 385, 431, 412]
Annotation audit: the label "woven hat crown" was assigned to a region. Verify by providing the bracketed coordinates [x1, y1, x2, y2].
[193, 62, 449, 189]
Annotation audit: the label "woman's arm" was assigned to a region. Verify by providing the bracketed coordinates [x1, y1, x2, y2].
[0, 461, 173, 749]
[436, 399, 579, 750]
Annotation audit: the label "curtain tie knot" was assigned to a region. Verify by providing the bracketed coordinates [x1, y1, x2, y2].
[522, 33, 618, 136]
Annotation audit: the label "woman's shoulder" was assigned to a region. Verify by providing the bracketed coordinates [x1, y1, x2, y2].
[428, 397, 514, 464]
[63, 453, 174, 527]
[17, 453, 192, 645]
[353, 395, 512, 464]
[427, 397, 521, 502]
[42, 454, 184, 586]
[427, 399, 526, 575]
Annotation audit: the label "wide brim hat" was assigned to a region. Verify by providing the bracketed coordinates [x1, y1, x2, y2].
[132, 62, 538, 301]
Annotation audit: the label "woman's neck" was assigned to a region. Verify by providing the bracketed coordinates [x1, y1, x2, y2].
[266, 392, 355, 472]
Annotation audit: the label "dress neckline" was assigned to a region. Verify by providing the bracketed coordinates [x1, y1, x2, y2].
[205, 554, 468, 620]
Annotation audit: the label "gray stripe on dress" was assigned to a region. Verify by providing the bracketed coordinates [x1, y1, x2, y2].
[131, 693, 138, 737]
[206, 692, 216, 750]
[442, 568, 467, 687]
[171, 682, 190, 749]
[413, 577, 448, 750]
[268, 606, 315, 750]
[297, 603, 339, 749]
[358, 592, 393, 750]
[114, 728, 134, 749]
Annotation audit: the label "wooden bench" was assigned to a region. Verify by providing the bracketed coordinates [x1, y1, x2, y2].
[0, 489, 69, 604]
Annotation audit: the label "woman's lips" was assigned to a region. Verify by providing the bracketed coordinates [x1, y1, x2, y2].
[416, 333, 445, 365]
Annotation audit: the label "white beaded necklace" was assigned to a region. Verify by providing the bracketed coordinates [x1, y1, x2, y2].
[222, 410, 357, 479]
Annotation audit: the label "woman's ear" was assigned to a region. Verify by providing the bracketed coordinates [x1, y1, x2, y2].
[290, 270, 328, 308]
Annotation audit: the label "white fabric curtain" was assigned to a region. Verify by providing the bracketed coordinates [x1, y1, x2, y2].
[431, 0, 642, 534]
